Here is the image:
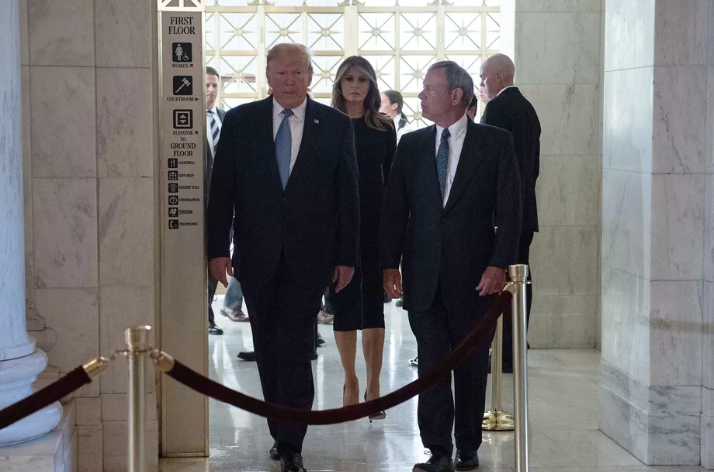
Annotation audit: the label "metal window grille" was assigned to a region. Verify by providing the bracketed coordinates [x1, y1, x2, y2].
[205, 0, 501, 128]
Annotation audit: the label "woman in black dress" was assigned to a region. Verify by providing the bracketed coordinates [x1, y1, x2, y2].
[329, 56, 396, 417]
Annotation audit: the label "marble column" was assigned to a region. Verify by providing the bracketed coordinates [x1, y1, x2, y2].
[700, 1, 714, 467]
[0, 0, 62, 446]
[600, 0, 712, 466]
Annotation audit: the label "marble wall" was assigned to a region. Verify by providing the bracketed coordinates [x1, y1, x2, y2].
[20, 0, 158, 470]
[701, 0, 714, 467]
[600, 0, 713, 466]
[515, 0, 602, 348]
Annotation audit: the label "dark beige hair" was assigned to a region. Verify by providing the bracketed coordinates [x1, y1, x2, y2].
[331, 56, 392, 131]
[266, 43, 313, 73]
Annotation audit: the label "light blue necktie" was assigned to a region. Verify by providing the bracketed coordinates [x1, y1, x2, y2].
[275, 109, 293, 189]
[436, 128, 450, 199]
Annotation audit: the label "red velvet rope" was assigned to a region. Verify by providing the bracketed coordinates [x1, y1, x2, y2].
[0, 366, 92, 431]
[164, 291, 511, 425]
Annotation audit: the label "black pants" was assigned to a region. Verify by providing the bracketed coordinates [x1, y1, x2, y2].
[208, 273, 218, 327]
[241, 257, 323, 454]
[502, 232, 533, 363]
[408, 285, 491, 456]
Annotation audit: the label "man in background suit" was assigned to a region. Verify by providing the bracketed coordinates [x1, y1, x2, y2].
[382, 61, 521, 472]
[205, 66, 227, 336]
[480, 54, 541, 372]
[207, 43, 359, 472]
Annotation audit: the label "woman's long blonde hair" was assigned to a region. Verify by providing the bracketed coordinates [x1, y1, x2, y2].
[331, 56, 393, 131]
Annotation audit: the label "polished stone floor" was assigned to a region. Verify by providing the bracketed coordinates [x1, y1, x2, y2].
[159, 300, 705, 472]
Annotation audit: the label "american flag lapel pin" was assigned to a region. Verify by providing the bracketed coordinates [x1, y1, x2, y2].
[314, 119, 319, 124]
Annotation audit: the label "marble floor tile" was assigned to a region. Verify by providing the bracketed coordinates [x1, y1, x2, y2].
[158, 299, 707, 472]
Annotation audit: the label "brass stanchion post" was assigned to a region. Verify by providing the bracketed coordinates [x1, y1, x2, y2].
[483, 311, 515, 431]
[126, 326, 151, 472]
[509, 265, 529, 472]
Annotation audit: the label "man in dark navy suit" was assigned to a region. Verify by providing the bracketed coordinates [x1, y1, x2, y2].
[382, 61, 521, 472]
[480, 53, 541, 372]
[205, 66, 227, 336]
[207, 43, 359, 472]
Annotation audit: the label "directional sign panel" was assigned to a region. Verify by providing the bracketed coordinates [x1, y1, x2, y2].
[158, 4, 208, 457]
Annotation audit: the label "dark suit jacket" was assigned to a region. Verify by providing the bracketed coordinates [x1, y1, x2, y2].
[380, 120, 522, 313]
[205, 107, 226, 205]
[207, 96, 360, 289]
[481, 87, 540, 234]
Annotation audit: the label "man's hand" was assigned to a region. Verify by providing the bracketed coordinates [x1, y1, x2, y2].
[210, 257, 233, 288]
[476, 266, 506, 296]
[383, 269, 402, 300]
[332, 266, 355, 293]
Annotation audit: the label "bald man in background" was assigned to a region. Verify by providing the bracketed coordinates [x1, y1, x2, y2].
[480, 54, 540, 372]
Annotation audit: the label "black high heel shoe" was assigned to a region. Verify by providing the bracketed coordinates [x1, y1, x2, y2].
[365, 393, 386, 423]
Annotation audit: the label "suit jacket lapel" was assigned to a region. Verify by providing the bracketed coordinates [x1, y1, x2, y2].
[443, 122, 485, 213]
[417, 126, 444, 208]
[257, 97, 282, 192]
[284, 97, 319, 194]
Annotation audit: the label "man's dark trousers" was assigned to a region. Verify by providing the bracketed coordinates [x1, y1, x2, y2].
[502, 232, 533, 364]
[208, 274, 218, 327]
[242, 254, 322, 453]
[408, 285, 491, 456]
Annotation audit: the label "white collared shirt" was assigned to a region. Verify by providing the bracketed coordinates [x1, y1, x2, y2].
[435, 113, 469, 206]
[273, 97, 307, 174]
[206, 106, 223, 157]
[393, 116, 413, 144]
[497, 85, 517, 97]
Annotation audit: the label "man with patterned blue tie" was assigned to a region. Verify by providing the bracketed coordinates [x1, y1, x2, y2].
[207, 43, 359, 472]
[381, 61, 521, 472]
[205, 66, 227, 336]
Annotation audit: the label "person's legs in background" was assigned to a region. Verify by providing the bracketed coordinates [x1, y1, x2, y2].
[208, 273, 223, 335]
[221, 275, 249, 322]
[501, 232, 533, 372]
[318, 287, 335, 324]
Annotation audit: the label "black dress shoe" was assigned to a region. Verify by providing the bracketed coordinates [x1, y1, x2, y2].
[237, 351, 256, 361]
[208, 325, 223, 335]
[269, 441, 280, 460]
[455, 450, 479, 470]
[316, 331, 325, 347]
[413, 453, 454, 472]
[281, 452, 307, 472]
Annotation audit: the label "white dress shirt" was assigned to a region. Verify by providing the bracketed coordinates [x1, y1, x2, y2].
[393, 116, 413, 144]
[206, 105, 223, 157]
[435, 113, 469, 206]
[273, 97, 307, 174]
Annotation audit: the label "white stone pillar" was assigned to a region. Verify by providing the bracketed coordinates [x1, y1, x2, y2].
[0, 0, 62, 446]
[601, 0, 712, 466]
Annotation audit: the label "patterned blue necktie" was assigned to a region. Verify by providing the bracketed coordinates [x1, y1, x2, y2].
[275, 108, 293, 189]
[208, 110, 220, 152]
[436, 128, 450, 199]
